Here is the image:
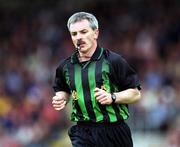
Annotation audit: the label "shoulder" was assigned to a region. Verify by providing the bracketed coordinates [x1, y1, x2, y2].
[104, 49, 127, 65]
[57, 56, 71, 69]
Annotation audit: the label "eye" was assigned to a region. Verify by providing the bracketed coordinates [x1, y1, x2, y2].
[71, 32, 77, 36]
[81, 30, 88, 34]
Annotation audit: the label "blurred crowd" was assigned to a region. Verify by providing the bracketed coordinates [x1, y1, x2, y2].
[0, 0, 179, 146]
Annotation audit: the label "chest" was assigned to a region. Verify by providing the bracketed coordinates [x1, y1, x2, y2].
[64, 58, 110, 91]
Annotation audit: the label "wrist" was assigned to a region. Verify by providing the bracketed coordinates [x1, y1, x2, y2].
[111, 93, 116, 104]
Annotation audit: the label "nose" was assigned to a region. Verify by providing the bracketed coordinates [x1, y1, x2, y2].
[76, 32, 83, 40]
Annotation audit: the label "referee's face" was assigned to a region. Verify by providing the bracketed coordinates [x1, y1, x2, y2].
[69, 19, 99, 54]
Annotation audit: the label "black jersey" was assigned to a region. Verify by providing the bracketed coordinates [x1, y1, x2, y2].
[53, 47, 141, 122]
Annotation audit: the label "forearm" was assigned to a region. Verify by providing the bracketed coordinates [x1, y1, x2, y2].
[114, 88, 141, 104]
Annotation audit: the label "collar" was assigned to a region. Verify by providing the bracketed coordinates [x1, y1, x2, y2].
[71, 46, 104, 64]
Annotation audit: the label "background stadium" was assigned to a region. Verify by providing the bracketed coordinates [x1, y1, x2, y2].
[0, 0, 179, 146]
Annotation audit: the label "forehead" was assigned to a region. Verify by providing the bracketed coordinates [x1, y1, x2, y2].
[69, 19, 91, 32]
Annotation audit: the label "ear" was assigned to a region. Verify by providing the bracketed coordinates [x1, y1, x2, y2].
[94, 29, 99, 39]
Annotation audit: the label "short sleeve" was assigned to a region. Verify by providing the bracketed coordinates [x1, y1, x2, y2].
[108, 51, 141, 91]
[52, 60, 71, 94]
[118, 58, 141, 90]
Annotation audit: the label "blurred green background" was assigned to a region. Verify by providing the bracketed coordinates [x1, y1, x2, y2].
[0, 0, 179, 146]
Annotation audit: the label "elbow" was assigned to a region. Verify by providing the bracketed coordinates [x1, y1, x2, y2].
[134, 90, 141, 102]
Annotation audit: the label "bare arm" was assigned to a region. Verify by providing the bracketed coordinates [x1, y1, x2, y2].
[52, 91, 70, 110]
[94, 87, 141, 105]
[113, 88, 141, 104]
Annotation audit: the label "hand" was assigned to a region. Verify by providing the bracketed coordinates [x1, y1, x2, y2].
[94, 87, 112, 105]
[52, 93, 66, 111]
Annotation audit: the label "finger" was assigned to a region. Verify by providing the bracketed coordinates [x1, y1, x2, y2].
[53, 104, 65, 109]
[52, 99, 64, 104]
[94, 87, 101, 92]
[94, 89, 104, 97]
[100, 98, 111, 105]
[52, 99, 65, 105]
[52, 95, 61, 101]
[53, 104, 61, 108]
[98, 97, 107, 103]
[52, 95, 65, 101]
[101, 97, 112, 105]
[94, 91, 101, 98]
[100, 100, 108, 105]
[96, 93, 106, 100]
[54, 106, 64, 111]
[53, 101, 66, 110]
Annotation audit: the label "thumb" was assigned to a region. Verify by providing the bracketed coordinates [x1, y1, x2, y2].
[94, 87, 101, 92]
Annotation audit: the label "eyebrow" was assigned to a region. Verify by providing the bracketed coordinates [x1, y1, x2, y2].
[71, 28, 88, 34]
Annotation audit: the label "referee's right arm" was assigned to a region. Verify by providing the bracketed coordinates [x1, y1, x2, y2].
[52, 91, 69, 111]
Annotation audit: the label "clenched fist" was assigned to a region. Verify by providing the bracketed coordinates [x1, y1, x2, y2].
[94, 87, 112, 105]
[52, 92, 68, 110]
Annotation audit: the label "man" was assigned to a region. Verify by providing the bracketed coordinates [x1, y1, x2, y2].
[52, 12, 141, 147]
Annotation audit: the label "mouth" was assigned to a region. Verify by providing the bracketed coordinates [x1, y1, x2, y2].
[79, 44, 85, 48]
[77, 41, 85, 48]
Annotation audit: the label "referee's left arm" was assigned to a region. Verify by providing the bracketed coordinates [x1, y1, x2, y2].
[112, 88, 141, 104]
[94, 87, 141, 105]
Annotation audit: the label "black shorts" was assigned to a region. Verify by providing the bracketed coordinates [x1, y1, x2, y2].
[68, 120, 133, 147]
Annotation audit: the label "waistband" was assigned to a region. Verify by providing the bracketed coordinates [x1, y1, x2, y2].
[77, 119, 124, 127]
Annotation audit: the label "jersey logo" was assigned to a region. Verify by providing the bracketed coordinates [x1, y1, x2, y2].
[101, 85, 107, 91]
[72, 90, 78, 100]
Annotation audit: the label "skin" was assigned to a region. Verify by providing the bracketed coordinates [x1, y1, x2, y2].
[69, 19, 99, 62]
[52, 19, 141, 111]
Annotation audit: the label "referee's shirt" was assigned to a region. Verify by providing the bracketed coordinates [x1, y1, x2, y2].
[53, 46, 141, 123]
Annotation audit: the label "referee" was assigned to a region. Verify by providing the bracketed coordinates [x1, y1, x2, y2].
[52, 12, 141, 147]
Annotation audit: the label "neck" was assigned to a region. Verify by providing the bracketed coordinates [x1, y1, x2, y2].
[78, 44, 97, 62]
[78, 52, 93, 62]
[78, 56, 91, 62]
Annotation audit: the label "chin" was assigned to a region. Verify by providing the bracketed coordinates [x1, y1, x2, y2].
[79, 47, 87, 52]
[79, 49, 87, 53]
